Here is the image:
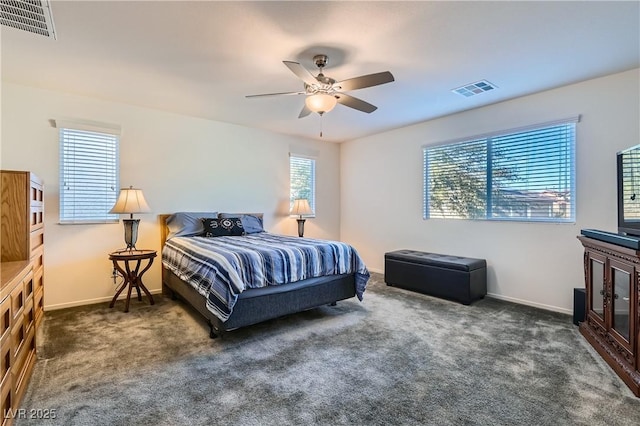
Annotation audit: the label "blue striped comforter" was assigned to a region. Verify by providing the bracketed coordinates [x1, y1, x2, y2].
[162, 233, 370, 322]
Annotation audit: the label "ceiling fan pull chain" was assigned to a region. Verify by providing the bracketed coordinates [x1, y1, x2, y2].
[319, 113, 324, 138]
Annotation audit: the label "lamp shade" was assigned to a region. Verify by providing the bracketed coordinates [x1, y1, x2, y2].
[109, 187, 151, 214]
[290, 198, 313, 217]
[305, 93, 337, 114]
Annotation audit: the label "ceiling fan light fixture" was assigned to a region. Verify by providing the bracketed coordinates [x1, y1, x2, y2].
[246, 55, 394, 121]
[305, 93, 337, 114]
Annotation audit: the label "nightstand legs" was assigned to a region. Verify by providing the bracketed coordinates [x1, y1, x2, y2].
[109, 255, 155, 312]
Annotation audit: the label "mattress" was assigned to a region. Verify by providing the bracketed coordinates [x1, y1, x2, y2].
[162, 233, 369, 321]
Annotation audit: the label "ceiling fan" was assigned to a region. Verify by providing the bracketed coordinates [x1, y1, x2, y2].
[246, 54, 395, 118]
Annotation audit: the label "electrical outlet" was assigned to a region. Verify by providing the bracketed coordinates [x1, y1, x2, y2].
[112, 268, 118, 284]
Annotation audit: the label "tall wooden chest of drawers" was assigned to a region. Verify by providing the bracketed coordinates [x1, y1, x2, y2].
[1, 171, 44, 424]
[1, 262, 36, 425]
[1, 171, 44, 326]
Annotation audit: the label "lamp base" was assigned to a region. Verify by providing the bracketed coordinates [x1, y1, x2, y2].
[296, 218, 306, 238]
[123, 218, 140, 251]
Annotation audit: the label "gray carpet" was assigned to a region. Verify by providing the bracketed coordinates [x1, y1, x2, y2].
[16, 273, 640, 425]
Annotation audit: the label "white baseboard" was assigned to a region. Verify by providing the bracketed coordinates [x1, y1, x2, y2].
[44, 280, 571, 316]
[45, 289, 163, 311]
[371, 269, 570, 315]
[486, 292, 571, 315]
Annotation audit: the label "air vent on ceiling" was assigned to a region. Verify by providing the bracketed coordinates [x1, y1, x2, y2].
[452, 80, 497, 98]
[1, 0, 57, 39]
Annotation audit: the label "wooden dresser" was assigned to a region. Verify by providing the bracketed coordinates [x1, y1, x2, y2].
[578, 235, 640, 397]
[1, 171, 44, 424]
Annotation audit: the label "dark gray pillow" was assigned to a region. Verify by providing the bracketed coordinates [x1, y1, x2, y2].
[166, 212, 218, 239]
[202, 218, 244, 237]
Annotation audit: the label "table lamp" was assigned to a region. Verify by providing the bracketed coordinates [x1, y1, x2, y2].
[290, 198, 314, 237]
[109, 186, 151, 251]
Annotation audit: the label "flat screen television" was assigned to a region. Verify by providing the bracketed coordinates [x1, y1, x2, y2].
[618, 144, 640, 237]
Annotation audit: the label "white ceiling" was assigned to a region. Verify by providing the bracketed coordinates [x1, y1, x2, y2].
[2, 1, 639, 142]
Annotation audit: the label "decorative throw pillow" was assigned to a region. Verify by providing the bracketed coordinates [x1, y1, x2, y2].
[201, 218, 244, 237]
[218, 213, 264, 234]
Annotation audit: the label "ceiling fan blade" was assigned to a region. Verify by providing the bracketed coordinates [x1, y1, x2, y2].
[335, 71, 394, 91]
[335, 93, 377, 113]
[245, 91, 305, 98]
[298, 104, 312, 118]
[283, 61, 318, 86]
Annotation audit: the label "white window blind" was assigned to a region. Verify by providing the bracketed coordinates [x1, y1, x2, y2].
[424, 118, 577, 222]
[59, 127, 120, 224]
[290, 155, 316, 216]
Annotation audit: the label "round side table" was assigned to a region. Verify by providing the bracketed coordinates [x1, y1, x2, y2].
[108, 249, 157, 312]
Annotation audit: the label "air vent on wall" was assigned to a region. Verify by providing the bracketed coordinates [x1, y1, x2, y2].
[1, 0, 56, 39]
[452, 80, 497, 98]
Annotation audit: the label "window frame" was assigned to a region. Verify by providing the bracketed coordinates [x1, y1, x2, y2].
[423, 116, 579, 223]
[289, 154, 316, 218]
[57, 120, 121, 224]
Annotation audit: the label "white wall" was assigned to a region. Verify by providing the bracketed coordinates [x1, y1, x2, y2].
[4, 69, 638, 314]
[1, 83, 341, 309]
[340, 68, 640, 314]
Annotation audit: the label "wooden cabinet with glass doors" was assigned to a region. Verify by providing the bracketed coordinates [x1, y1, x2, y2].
[578, 235, 640, 397]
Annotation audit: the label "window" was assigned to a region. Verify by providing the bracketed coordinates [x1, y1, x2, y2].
[424, 118, 578, 222]
[59, 126, 120, 224]
[290, 155, 316, 216]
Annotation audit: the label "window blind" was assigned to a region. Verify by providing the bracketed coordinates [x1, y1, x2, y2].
[424, 138, 488, 219]
[59, 128, 120, 223]
[424, 118, 577, 222]
[620, 147, 640, 221]
[290, 155, 316, 216]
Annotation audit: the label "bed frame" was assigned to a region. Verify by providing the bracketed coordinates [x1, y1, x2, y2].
[159, 214, 357, 338]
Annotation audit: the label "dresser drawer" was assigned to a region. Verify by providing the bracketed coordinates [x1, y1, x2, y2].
[11, 317, 26, 359]
[30, 228, 44, 253]
[30, 245, 43, 276]
[0, 327, 11, 390]
[0, 369, 12, 426]
[0, 296, 10, 343]
[34, 287, 44, 328]
[30, 178, 43, 205]
[10, 284, 24, 325]
[33, 268, 43, 298]
[12, 325, 35, 405]
[30, 206, 43, 233]
[22, 297, 34, 337]
[23, 274, 34, 306]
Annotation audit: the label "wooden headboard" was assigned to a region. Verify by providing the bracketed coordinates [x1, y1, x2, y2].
[158, 214, 171, 248]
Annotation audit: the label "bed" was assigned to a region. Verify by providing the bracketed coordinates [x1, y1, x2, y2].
[159, 213, 370, 338]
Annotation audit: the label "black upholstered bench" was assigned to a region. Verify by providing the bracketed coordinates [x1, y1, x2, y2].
[384, 250, 487, 305]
